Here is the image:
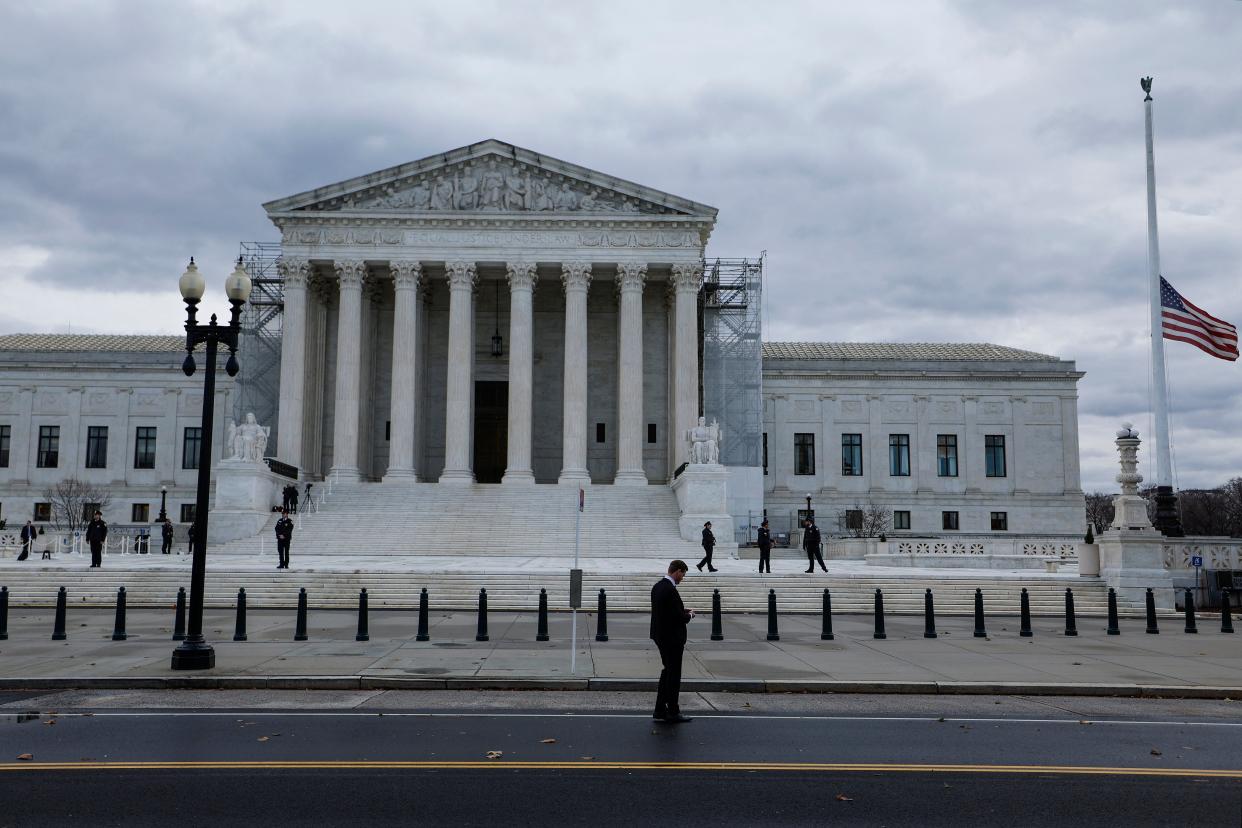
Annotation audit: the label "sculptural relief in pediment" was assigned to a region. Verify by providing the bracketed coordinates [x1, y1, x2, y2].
[298, 155, 680, 215]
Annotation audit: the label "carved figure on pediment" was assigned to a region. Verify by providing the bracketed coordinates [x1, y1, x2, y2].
[431, 177, 455, 210]
[480, 160, 504, 209]
[504, 167, 527, 210]
[579, 189, 598, 210]
[456, 165, 479, 210]
[553, 182, 579, 211]
[530, 176, 553, 211]
[410, 179, 431, 210]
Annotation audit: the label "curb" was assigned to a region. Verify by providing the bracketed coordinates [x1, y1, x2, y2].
[0, 676, 1237, 699]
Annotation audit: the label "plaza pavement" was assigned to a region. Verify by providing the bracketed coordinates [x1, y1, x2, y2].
[0, 603, 1238, 697]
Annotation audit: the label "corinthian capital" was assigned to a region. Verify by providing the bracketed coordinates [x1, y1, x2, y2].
[561, 261, 592, 293]
[670, 262, 704, 293]
[276, 257, 312, 289]
[446, 260, 478, 291]
[506, 261, 538, 292]
[615, 262, 647, 295]
[334, 260, 368, 288]
[390, 260, 423, 290]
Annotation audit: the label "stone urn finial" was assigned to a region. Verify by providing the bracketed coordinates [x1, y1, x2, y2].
[1114, 423, 1143, 497]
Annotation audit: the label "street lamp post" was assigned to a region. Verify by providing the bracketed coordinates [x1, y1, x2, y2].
[805, 493, 813, 521]
[158, 485, 168, 523]
[171, 257, 251, 671]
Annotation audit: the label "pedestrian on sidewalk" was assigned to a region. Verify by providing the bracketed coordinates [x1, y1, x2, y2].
[274, 509, 294, 570]
[757, 519, 772, 574]
[160, 517, 175, 554]
[802, 518, 826, 573]
[651, 559, 694, 723]
[18, 520, 35, 561]
[696, 521, 718, 572]
[86, 510, 108, 568]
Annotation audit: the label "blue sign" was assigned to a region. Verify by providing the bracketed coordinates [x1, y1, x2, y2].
[1192, 555, 1203, 568]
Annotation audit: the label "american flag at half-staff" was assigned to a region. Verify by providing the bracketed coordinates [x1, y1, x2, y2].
[1159, 276, 1239, 361]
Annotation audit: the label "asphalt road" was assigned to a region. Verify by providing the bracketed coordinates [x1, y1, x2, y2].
[1, 692, 1240, 827]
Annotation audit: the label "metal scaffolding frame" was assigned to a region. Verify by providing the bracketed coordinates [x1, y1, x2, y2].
[700, 254, 764, 468]
[234, 242, 284, 443]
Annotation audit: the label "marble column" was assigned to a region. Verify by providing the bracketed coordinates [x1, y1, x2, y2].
[276, 258, 311, 470]
[559, 262, 592, 485]
[614, 262, 648, 485]
[670, 262, 703, 469]
[329, 260, 367, 482]
[440, 261, 478, 484]
[502, 261, 537, 484]
[384, 261, 421, 481]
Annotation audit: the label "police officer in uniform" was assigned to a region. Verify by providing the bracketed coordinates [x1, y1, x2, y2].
[160, 518, 175, 554]
[696, 521, 718, 572]
[274, 509, 294, 570]
[802, 518, 827, 573]
[85, 510, 108, 568]
[757, 519, 772, 574]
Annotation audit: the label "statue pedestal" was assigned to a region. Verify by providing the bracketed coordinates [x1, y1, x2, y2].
[1097, 528, 1175, 611]
[208, 460, 281, 544]
[671, 464, 732, 544]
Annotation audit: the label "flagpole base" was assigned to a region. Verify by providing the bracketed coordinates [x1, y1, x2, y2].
[1153, 485, 1184, 537]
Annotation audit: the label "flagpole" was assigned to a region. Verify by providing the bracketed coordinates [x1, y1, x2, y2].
[1141, 76, 1184, 536]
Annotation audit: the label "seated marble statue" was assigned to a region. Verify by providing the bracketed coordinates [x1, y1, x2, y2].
[685, 416, 721, 465]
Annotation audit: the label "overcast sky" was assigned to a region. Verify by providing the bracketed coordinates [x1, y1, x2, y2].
[1, 1, 1239, 492]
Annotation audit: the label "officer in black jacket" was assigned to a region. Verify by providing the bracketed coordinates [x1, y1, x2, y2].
[757, 519, 772, 574]
[85, 511, 107, 568]
[696, 521, 718, 572]
[802, 518, 827, 573]
[650, 560, 694, 723]
[160, 518, 175, 554]
[274, 510, 294, 570]
[18, 521, 35, 561]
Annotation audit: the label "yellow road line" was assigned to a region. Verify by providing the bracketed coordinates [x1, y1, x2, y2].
[1, 761, 1240, 778]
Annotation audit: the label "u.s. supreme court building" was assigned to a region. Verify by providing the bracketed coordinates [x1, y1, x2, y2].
[0, 141, 1086, 552]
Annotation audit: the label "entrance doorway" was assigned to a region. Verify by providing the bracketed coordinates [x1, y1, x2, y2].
[473, 381, 508, 483]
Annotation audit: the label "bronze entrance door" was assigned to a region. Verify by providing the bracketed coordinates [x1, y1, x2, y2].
[473, 381, 508, 483]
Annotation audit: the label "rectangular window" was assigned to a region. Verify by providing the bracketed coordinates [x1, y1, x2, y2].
[85, 426, 108, 469]
[985, 435, 1007, 477]
[134, 426, 157, 469]
[385, 420, 391, 441]
[841, 433, 863, 476]
[37, 425, 59, 468]
[936, 434, 958, 477]
[845, 509, 863, 531]
[990, 511, 1008, 531]
[131, 503, 150, 523]
[762, 433, 768, 475]
[888, 434, 910, 476]
[794, 433, 815, 475]
[180, 504, 197, 523]
[0, 424, 10, 467]
[942, 510, 959, 531]
[182, 427, 202, 470]
[34, 502, 51, 522]
[647, 423, 657, 444]
[893, 510, 911, 530]
[595, 423, 606, 443]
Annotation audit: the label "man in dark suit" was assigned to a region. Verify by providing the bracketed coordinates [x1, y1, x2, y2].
[274, 509, 294, 570]
[85, 511, 107, 568]
[696, 521, 717, 572]
[802, 518, 826, 573]
[757, 519, 772, 574]
[18, 520, 35, 561]
[650, 559, 694, 723]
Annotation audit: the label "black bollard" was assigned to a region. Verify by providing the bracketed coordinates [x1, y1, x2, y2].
[923, 589, 937, 639]
[595, 589, 609, 642]
[1145, 587, 1159, 634]
[766, 589, 780, 641]
[294, 588, 308, 641]
[973, 588, 987, 638]
[1184, 588, 1198, 634]
[356, 588, 370, 642]
[233, 588, 248, 642]
[52, 586, 67, 641]
[1064, 588, 1078, 637]
[1222, 588, 1235, 634]
[476, 588, 489, 642]
[1106, 588, 1120, 636]
[0, 585, 8, 641]
[111, 587, 127, 641]
[710, 589, 724, 641]
[172, 587, 187, 641]
[1019, 588, 1033, 638]
[535, 588, 548, 642]
[820, 589, 834, 641]
[873, 589, 887, 640]
[417, 588, 431, 642]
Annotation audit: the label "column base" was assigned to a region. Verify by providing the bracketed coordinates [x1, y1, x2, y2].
[439, 469, 476, 485]
[613, 469, 648, 486]
[382, 468, 418, 483]
[328, 466, 361, 483]
[558, 470, 591, 486]
[501, 469, 536, 485]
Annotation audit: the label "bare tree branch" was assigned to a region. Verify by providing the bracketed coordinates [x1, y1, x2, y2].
[41, 479, 112, 533]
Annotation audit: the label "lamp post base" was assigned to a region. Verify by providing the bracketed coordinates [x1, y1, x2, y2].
[170, 641, 216, 670]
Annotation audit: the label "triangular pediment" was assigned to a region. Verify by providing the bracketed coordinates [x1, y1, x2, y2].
[263, 139, 717, 219]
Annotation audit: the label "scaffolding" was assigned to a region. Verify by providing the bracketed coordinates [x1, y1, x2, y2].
[234, 242, 284, 444]
[700, 254, 764, 467]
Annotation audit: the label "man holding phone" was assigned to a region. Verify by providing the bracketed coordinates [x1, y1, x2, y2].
[650, 559, 694, 723]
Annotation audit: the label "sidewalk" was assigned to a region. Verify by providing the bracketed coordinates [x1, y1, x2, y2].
[0, 606, 1238, 696]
